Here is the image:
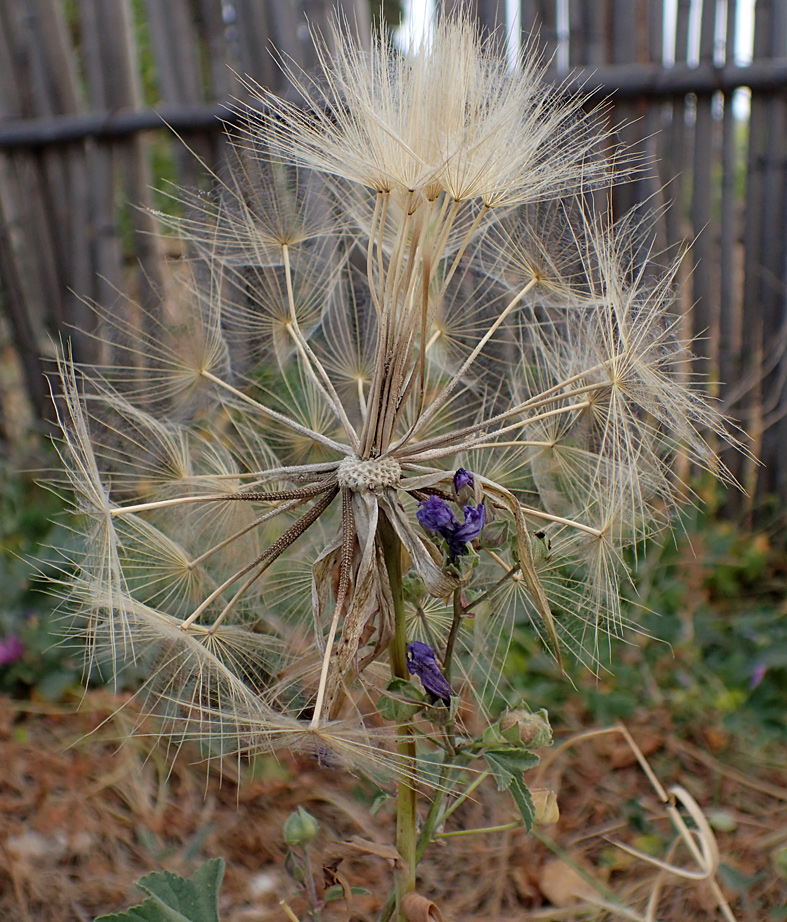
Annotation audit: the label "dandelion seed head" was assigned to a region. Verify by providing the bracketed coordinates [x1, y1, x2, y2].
[49, 9, 739, 767]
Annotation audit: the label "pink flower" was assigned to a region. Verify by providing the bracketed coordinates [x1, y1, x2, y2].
[0, 634, 24, 666]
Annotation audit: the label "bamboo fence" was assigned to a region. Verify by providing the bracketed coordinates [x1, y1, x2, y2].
[1, 0, 786, 516]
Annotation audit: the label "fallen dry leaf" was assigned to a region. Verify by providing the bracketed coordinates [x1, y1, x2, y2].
[324, 836, 401, 866]
[537, 857, 599, 906]
[594, 729, 664, 769]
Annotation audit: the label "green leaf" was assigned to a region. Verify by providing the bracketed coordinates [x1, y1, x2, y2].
[484, 749, 539, 832]
[508, 775, 536, 831]
[376, 678, 425, 721]
[484, 748, 540, 789]
[414, 744, 446, 790]
[95, 858, 225, 922]
[324, 886, 372, 901]
[95, 903, 186, 922]
[717, 862, 765, 895]
[500, 723, 522, 746]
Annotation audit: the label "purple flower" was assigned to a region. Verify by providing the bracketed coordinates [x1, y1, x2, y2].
[750, 662, 767, 689]
[453, 469, 474, 493]
[416, 495, 458, 533]
[447, 504, 485, 558]
[0, 634, 24, 666]
[406, 641, 453, 705]
[315, 745, 339, 768]
[416, 495, 486, 559]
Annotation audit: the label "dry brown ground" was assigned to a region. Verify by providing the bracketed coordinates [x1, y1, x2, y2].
[1, 691, 785, 922]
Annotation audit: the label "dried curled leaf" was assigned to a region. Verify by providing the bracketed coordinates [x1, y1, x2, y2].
[401, 891, 444, 922]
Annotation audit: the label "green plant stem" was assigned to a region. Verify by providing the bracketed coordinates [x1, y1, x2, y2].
[377, 766, 451, 922]
[377, 888, 397, 922]
[378, 751, 480, 921]
[414, 759, 465, 863]
[437, 769, 491, 825]
[442, 587, 463, 683]
[279, 900, 301, 922]
[379, 514, 417, 922]
[464, 564, 520, 611]
[436, 820, 521, 838]
[303, 848, 319, 914]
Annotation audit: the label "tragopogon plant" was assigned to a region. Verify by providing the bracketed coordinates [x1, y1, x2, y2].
[51, 14, 733, 919]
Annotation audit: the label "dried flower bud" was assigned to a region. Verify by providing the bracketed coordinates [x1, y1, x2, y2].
[406, 641, 453, 705]
[531, 788, 560, 826]
[500, 708, 552, 748]
[283, 807, 319, 846]
[284, 849, 305, 883]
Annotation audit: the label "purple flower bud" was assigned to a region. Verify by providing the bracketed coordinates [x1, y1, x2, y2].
[453, 468, 476, 505]
[447, 503, 486, 558]
[406, 641, 453, 706]
[0, 634, 24, 666]
[416, 495, 458, 534]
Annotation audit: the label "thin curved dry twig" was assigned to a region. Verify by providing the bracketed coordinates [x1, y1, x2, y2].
[534, 722, 738, 922]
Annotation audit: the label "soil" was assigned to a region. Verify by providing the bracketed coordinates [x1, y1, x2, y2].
[1, 691, 785, 922]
